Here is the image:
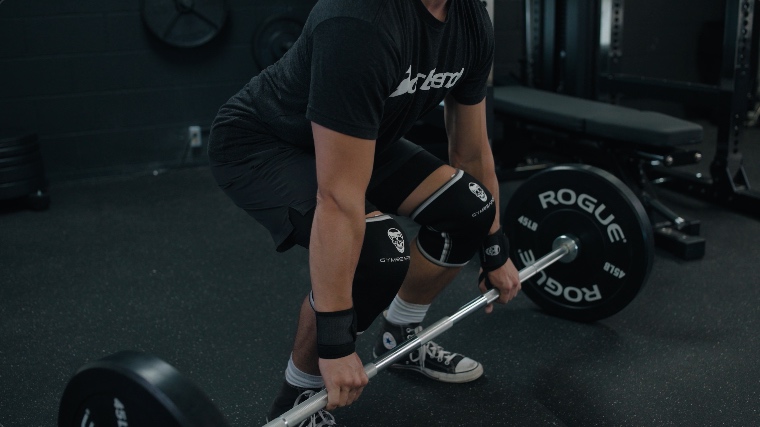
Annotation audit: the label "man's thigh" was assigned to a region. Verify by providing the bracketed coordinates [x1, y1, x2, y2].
[367, 138, 448, 214]
[210, 134, 318, 252]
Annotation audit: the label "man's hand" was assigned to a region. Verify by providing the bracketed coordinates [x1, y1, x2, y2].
[478, 258, 521, 314]
[319, 353, 369, 410]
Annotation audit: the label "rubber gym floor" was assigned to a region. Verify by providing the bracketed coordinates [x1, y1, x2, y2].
[2, 141, 760, 426]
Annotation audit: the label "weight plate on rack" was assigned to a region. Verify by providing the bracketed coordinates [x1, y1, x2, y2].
[503, 164, 654, 322]
[251, 15, 304, 71]
[58, 351, 230, 427]
[0, 176, 46, 201]
[141, 0, 229, 48]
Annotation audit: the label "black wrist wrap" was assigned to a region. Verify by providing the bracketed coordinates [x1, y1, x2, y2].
[315, 308, 358, 359]
[478, 228, 510, 290]
[479, 228, 510, 271]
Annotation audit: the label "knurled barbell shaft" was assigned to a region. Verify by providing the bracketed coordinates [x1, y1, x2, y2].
[262, 238, 575, 427]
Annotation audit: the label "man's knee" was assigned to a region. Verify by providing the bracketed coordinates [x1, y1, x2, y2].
[411, 169, 496, 267]
[353, 214, 411, 332]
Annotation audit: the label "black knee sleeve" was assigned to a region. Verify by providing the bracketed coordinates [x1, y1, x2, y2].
[352, 214, 411, 332]
[411, 169, 496, 267]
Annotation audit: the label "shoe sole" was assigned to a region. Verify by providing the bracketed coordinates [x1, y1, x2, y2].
[373, 352, 484, 383]
[390, 363, 484, 383]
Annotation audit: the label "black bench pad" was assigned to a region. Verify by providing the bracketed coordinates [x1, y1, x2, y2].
[492, 85, 703, 147]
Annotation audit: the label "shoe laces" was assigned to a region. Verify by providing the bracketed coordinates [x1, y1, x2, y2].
[294, 390, 337, 427]
[405, 327, 458, 366]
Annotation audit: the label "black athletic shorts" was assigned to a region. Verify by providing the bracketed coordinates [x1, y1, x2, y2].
[209, 128, 444, 253]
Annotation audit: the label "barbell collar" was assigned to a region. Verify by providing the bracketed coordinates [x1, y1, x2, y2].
[553, 235, 579, 263]
[261, 236, 575, 427]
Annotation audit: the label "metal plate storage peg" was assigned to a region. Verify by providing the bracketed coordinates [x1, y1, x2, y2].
[141, 0, 229, 48]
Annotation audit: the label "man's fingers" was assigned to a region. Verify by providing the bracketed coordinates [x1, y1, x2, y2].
[325, 385, 339, 410]
[508, 283, 517, 300]
[478, 279, 495, 313]
[325, 382, 366, 410]
[495, 280, 519, 304]
[319, 353, 368, 410]
[326, 386, 349, 410]
[347, 386, 363, 406]
[339, 387, 350, 408]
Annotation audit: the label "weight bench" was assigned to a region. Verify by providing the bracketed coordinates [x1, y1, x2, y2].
[492, 85, 706, 260]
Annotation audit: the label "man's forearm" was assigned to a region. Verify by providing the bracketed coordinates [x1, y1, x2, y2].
[309, 197, 366, 312]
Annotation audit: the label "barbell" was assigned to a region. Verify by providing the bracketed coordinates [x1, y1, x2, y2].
[58, 164, 654, 427]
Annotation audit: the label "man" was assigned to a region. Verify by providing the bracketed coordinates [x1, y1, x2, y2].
[208, 0, 521, 425]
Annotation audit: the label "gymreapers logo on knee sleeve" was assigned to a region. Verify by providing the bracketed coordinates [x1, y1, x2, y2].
[387, 228, 405, 253]
[381, 228, 410, 263]
[470, 182, 495, 218]
[469, 183, 488, 202]
[390, 66, 465, 97]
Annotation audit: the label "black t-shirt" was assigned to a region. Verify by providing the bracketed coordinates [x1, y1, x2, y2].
[209, 0, 494, 161]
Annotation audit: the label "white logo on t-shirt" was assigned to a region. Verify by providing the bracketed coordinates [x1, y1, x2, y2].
[390, 65, 464, 97]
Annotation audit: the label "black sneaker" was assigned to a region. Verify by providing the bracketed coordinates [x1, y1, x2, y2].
[372, 314, 484, 383]
[266, 381, 340, 426]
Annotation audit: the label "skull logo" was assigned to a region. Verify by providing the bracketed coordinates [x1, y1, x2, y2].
[485, 245, 500, 256]
[469, 182, 488, 202]
[387, 228, 405, 253]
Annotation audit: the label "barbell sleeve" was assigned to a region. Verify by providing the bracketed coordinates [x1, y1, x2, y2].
[262, 238, 573, 427]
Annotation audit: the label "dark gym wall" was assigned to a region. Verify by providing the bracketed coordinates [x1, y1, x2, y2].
[620, 0, 726, 85]
[0, 0, 519, 183]
[493, 0, 526, 85]
[0, 0, 313, 182]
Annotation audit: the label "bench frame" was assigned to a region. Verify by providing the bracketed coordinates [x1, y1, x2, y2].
[491, 85, 707, 259]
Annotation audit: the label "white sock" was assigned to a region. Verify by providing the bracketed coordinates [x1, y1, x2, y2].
[284, 353, 324, 389]
[385, 295, 430, 325]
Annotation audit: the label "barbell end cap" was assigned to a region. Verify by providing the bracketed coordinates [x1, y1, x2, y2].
[553, 235, 579, 263]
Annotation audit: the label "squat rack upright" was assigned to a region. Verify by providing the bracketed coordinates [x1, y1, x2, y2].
[523, 0, 760, 216]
